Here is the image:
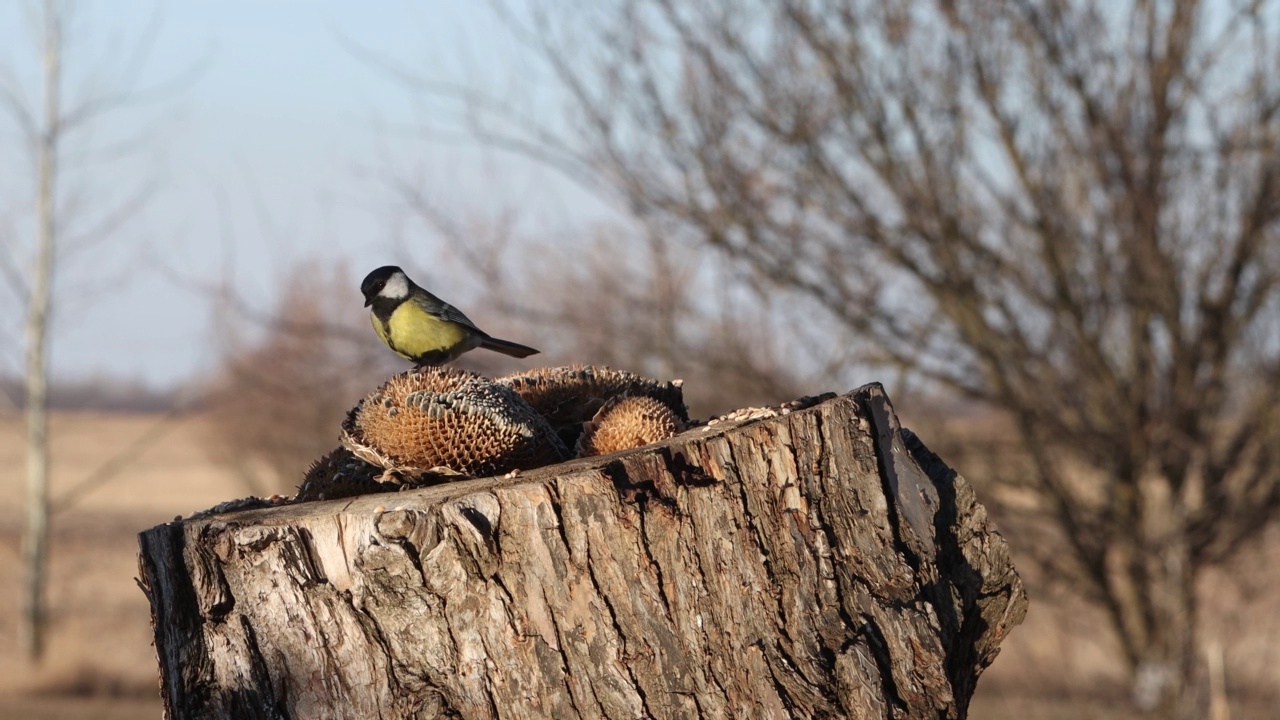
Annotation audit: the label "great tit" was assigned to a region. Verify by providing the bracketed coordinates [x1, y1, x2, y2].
[360, 265, 539, 366]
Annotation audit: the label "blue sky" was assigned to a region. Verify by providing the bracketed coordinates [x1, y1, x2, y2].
[0, 0, 601, 388]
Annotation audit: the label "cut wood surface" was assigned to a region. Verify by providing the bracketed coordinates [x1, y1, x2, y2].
[138, 383, 1027, 720]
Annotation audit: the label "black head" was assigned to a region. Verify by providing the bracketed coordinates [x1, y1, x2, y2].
[361, 265, 407, 307]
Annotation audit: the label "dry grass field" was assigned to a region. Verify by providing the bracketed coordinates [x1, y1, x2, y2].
[1, 411, 1278, 719]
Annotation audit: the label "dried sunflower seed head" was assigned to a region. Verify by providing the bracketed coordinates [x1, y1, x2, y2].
[577, 394, 686, 457]
[341, 366, 569, 479]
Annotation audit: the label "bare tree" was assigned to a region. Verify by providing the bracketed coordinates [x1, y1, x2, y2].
[16, 0, 60, 666]
[0, 0, 192, 661]
[397, 0, 1280, 715]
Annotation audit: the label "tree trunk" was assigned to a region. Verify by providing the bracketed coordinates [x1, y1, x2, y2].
[20, 0, 61, 663]
[138, 384, 1026, 720]
[1132, 537, 1197, 719]
[1112, 481, 1200, 718]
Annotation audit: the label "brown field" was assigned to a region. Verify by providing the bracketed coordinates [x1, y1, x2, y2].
[1, 411, 1278, 719]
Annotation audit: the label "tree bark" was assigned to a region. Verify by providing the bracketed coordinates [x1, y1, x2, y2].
[138, 384, 1026, 720]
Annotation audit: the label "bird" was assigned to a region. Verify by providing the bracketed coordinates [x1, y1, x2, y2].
[360, 265, 539, 366]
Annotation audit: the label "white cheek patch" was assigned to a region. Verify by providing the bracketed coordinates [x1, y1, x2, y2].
[380, 272, 410, 299]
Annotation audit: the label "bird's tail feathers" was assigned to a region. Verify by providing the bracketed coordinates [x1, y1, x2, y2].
[480, 337, 540, 359]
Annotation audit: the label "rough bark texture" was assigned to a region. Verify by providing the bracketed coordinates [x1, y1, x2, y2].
[138, 384, 1026, 720]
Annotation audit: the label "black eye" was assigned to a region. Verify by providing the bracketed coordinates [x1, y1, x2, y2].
[374, 280, 385, 293]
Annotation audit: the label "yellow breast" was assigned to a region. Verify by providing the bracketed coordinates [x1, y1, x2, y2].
[379, 302, 472, 360]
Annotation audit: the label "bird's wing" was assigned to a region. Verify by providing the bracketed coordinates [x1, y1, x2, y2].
[412, 293, 486, 333]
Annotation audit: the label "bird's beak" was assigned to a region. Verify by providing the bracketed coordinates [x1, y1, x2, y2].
[363, 297, 372, 307]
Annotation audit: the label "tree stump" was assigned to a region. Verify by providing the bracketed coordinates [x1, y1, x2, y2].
[137, 383, 1027, 719]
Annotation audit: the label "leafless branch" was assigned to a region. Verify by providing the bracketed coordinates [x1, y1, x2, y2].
[377, 0, 1280, 711]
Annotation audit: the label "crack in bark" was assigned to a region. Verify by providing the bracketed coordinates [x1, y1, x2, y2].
[289, 527, 329, 587]
[545, 481, 574, 561]
[481, 671, 502, 720]
[437, 594, 503, 720]
[392, 535, 429, 587]
[859, 394, 926, 578]
[346, 589, 399, 684]
[583, 541, 653, 719]
[230, 614, 289, 719]
[543, 586, 596, 719]
[636, 499, 676, 624]
[857, 616, 908, 717]
[355, 565, 461, 717]
[754, 638, 801, 715]
[488, 570, 521, 634]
